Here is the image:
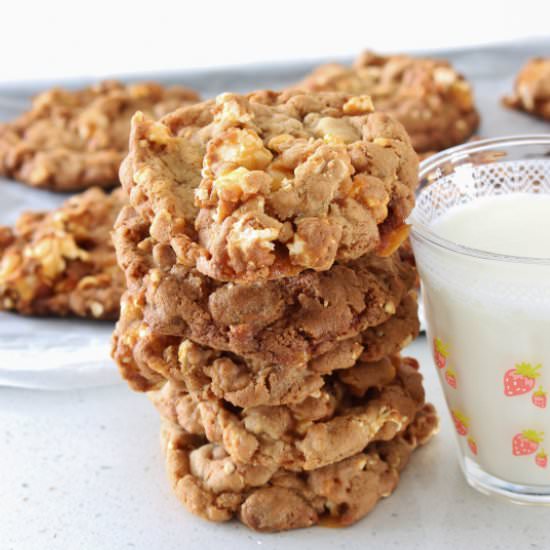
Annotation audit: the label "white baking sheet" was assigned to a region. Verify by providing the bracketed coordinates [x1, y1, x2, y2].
[0, 39, 549, 390]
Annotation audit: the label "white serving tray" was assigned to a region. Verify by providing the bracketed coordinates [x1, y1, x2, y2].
[1, 39, 549, 389]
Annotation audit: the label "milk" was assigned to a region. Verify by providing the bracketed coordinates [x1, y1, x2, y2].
[433, 194, 550, 257]
[413, 193, 550, 488]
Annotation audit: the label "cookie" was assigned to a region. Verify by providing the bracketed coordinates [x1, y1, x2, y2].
[114, 282, 418, 405]
[121, 90, 417, 282]
[0, 80, 200, 191]
[503, 57, 550, 120]
[294, 52, 479, 153]
[160, 402, 438, 531]
[112, 206, 417, 385]
[0, 187, 124, 319]
[150, 355, 425, 472]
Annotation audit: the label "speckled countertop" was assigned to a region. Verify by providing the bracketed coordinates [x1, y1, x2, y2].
[2, 337, 549, 550]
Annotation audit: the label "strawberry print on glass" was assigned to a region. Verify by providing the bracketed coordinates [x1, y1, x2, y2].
[503, 363, 541, 397]
[434, 337, 448, 369]
[512, 430, 544, 456]
[532, 387, 547, 409]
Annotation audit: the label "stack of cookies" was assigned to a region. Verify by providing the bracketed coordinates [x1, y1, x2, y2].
[111, 90, 438, 532]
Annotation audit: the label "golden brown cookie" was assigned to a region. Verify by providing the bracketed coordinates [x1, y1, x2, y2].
[0, 187, 125, 319]
[295, 52, 479, 153]
[151, 355, 426, 472]
[112, 205, 417, 385]
[121, 90, 418, 282]
[0, 81, 200, 191]
[160, 402, 438, 531]
[113, 280, 418, 406]
[503, 57, 550, 120]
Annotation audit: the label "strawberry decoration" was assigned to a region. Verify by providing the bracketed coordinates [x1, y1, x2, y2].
[445, 367, 457, 389]
[536, 449, 548, 469]
[512, 430, 544, 456]
[503, 362, 541, 396]
[434, 338, 448, 369]
[532, 386, 547, 409]
[451, 410, 469, 436]
[467, 436, 478, 455]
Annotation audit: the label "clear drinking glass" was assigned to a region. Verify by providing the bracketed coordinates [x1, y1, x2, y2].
[409, 135, 550, 504]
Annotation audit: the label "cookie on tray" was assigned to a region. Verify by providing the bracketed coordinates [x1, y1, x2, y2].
[112, 205, 417, 385]
[0, 187, 124, 319]
[0, 80, 200, 191]
[121, 90, 418, 282]
[160, 401, 438, 531]
[294, 51, 479, 153]
[503, 57, 550, 120]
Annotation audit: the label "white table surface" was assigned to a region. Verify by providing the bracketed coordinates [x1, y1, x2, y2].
[2, 335, 549, 550]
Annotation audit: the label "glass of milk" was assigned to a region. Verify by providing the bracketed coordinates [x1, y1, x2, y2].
[410, 135, 550, 504]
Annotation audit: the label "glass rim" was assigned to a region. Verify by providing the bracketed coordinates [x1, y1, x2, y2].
[409, 134, 550, 265]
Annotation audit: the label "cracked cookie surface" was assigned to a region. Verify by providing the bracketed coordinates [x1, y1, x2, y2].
[295, 52, 479, 153]
[160, 401, 438, 531]
[503, 57, 550, 120]
[112, 205, 417, 384]
[121, 90, 417, 282]
[0, 80, 200, 191]
[113, 276, 419, 405]
[151, 355, 426, 472]
[0, 187, 124, 319]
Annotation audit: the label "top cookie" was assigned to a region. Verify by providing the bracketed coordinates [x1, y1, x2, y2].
[295, 52, 479, 153]
[503, 57, 550, 120]
[121, 91, 417, 283]
[0, 80, 200, 191]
